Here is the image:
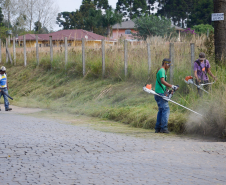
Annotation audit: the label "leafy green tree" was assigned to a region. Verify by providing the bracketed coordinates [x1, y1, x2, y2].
[156, 0, 213, 28]
[34, 21, 49, 34]
[56, 11, 85, 29]
[81, 0, 92, 4]
[102, 8, 123, 36]
[84, 8, 102, 32]
[34, 21, 41, 32]
[192, 24, 214, 35]
[132, 0, 147, 18]
[94, 0, 109, 9]
[187, 0, 213, 27]
[133, 15, 174, 40]
[157, 0, 189, 28]
[56, 2, 96, 30]
[0, 7, 4, 26]
[146, 0, 155, 15]
[81, 0, 109, 9]
[116, 0, 147, 19]
[80, 1, 96, 17]
[0, 26, 8, 40]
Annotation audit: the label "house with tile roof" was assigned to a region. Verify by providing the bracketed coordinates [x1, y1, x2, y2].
[112, 20, 185, 41]
[112, 20, 137, 41]
[13, 29, 115, 48]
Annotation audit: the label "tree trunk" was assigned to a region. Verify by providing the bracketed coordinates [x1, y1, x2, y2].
[107, 25, 110, 37]
[214, 0, 226, 64]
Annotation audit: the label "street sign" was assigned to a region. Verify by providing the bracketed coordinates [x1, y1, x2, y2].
[212, 13, 224, 21]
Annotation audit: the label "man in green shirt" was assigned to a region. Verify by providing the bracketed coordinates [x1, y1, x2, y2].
[155, 58, 178, 133]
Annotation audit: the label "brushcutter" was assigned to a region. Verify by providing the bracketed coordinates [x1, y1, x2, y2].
[0, 89, 13, 100]
[143, 84, 203, 117]
[184, 76, 215, 94]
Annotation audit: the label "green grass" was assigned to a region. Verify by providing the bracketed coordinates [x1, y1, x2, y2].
[1, 38, 226, 138]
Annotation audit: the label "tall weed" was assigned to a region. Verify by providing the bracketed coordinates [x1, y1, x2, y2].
[2, 35, 225, 137]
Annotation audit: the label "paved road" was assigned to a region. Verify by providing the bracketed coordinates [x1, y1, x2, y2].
[0, 112, 226, 185]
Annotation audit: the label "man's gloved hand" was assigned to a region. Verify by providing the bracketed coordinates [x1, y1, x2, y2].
[172, 85, 179, 91]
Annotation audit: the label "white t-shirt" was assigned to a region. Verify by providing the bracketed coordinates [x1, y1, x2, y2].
[0, 73, 7, 88]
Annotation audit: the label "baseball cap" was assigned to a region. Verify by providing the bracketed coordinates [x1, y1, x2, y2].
[199, 52, 206, 61]
[163, 58, 172, 65]
[0, 66, 6, 71]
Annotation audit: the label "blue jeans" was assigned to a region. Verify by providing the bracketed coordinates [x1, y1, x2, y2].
[0, 88, 9, 110]
[154, 94, 170, 132]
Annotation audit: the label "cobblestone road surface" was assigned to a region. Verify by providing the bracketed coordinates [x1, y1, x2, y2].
[0, 112, 226, 185]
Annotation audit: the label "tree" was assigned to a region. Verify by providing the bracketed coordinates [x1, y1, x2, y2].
[192, 24, 214, 35]
[56, 11, 84, 29]
[34, 21, 48, 34]
[146, 0, 155, 15]
[85, 8, 102, 32]
[20, 0, 36, 31]
[35, 0, 59, 31]
[132, 0, 147, 18]
[214, 0, 226, 63]
[133, 15, 174, 40]
[34, 21, 41, 32]
[156, 0, 214, 28]
[187, 0, 213, 28]
[0, 0, 58, 32]
[0, 7, 4, 26]
[156, 0, 189, 28]
[0, 0, 20, 28]
[13, 13, 27, 32]
[102, 8, 123, 36]
[0, 26, 8, 40]
[116, 0, 147, 19]
[80, 1, 96, 17]
[56, 2, 122, 37]
[94, 0, 109, 9]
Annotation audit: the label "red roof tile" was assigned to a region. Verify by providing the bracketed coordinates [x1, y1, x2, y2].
[16, 30, 114, 42]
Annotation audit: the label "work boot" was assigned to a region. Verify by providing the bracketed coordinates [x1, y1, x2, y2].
[155, 129, 160, 133]
[5, 107, 12, 111]
[160, 130, 170, 134]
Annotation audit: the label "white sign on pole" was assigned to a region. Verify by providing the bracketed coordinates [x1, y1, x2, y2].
[212, 13, 224, 21]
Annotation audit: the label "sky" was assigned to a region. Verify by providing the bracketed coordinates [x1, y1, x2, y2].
[56, 0, 118, 12]
[55, 0, 118, 30]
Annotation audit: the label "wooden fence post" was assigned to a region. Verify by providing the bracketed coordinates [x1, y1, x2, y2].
[147, 43, 151, 74]
[65, 37, 68, 69]
[24, 35, 26, 66]
[0, 39, 1, 63]
[190, 43, 195, 76]
[102, 39, 105, 78]
[124, 40, 128, 77]
[8, 35, 10, 47]
[50, 36, 53, 63]
[36, 35, 39, 65]
[13, 37, 16, 65]
[6, 39, 8, 63]
[82, 38, 85, 76]
[169, 43, 174, 84]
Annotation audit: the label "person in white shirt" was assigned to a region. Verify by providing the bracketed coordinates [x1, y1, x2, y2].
[0, 66, 12, 111]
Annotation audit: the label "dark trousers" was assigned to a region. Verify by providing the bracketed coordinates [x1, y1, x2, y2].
[0, 88, 9, 110]
[195, 80, 209, 96]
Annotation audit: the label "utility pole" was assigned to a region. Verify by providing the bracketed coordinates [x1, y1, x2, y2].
[213, 0, 226, 64]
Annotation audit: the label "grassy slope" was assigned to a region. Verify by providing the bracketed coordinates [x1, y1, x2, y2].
[2, 37, 226, 137]
[6, 65, 187, 133]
